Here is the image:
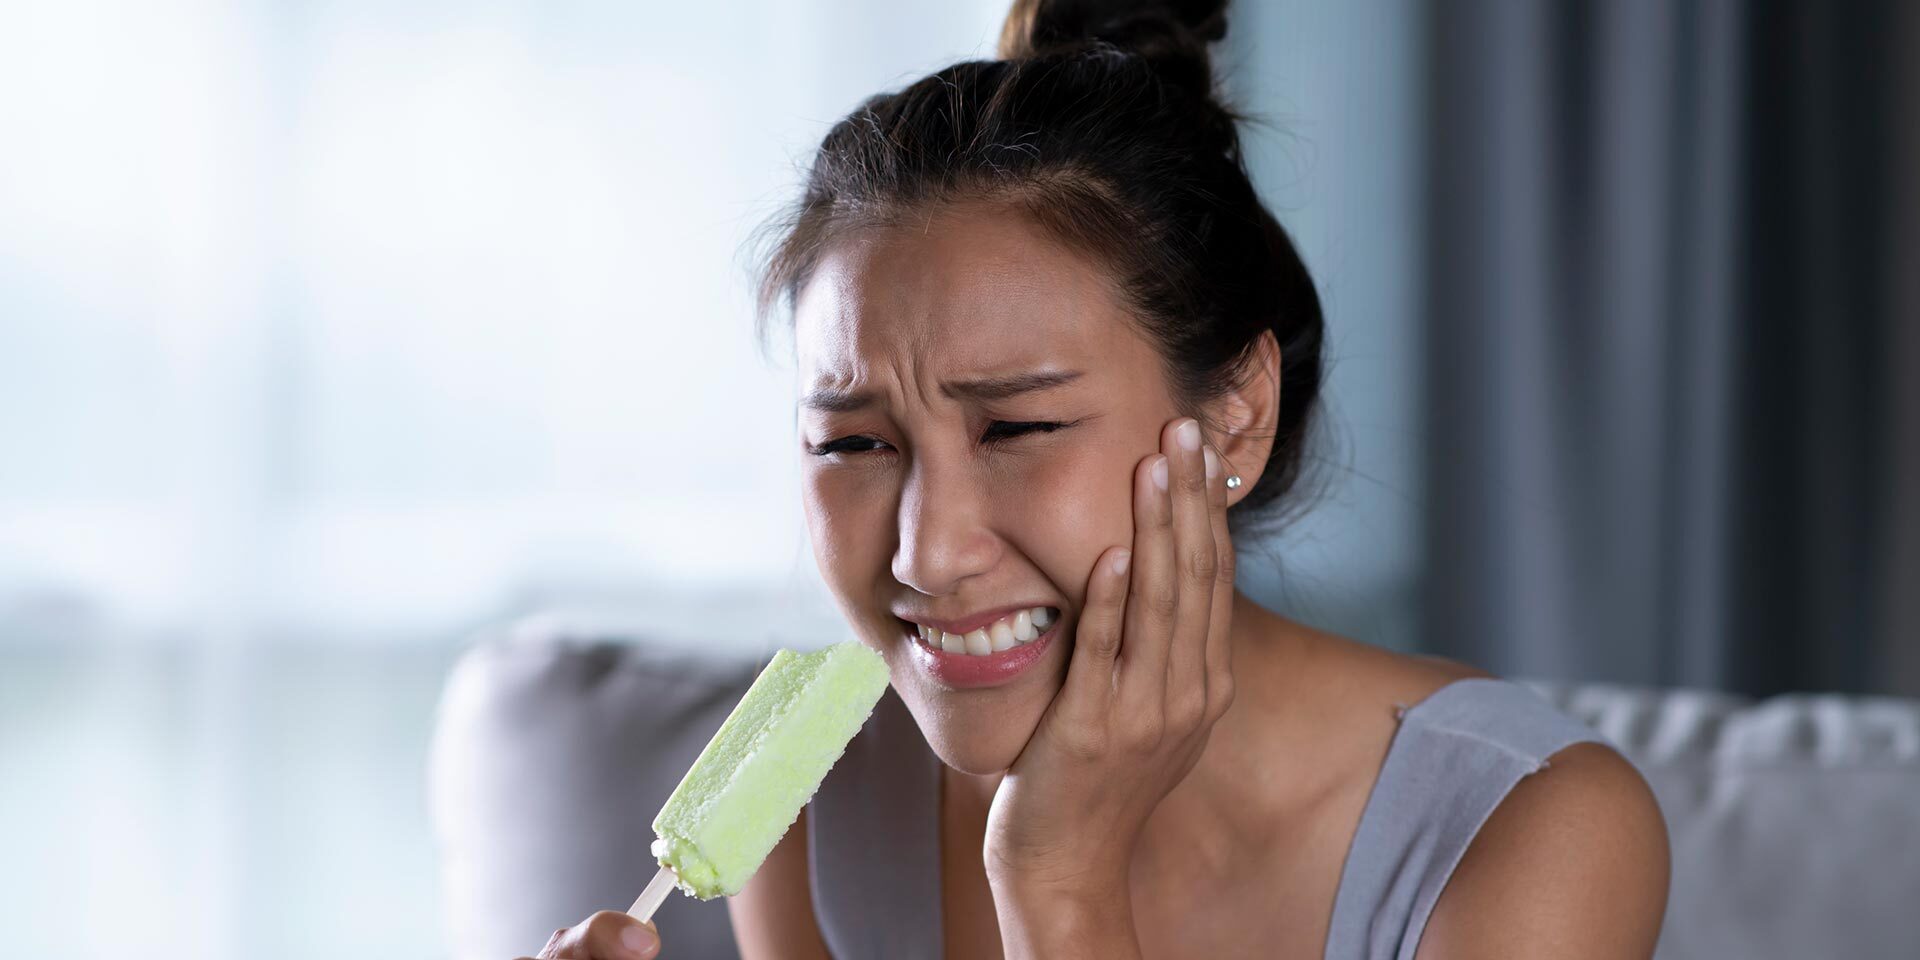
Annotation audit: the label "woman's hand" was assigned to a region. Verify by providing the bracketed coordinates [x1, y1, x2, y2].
[983, 416, 1237, 946]
[517, 910, 661, 960]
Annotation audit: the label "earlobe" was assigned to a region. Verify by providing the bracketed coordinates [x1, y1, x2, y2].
[1203, 330, 1282, 505]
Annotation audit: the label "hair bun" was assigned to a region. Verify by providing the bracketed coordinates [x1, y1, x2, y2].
[998, 0, 1229, 95]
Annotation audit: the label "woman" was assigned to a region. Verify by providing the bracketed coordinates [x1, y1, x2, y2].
[528, 1, 1669, 957]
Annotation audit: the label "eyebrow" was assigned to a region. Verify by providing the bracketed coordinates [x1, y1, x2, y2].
[800, 369, 1084, 412]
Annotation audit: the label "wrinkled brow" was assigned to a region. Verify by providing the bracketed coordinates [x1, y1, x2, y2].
[800, 370, 1084, 412]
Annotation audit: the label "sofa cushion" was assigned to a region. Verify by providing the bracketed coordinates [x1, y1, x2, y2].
[429, 622, 1920, 960]
[1528, 682, 1920, 960]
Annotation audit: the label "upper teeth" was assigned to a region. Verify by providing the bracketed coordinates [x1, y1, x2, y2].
[915, 606, 1057, 656]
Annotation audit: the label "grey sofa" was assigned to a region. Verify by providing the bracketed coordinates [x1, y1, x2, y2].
[429, 620, 1920, 960]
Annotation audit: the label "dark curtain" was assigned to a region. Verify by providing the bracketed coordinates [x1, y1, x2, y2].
[1421, 0, 1920, 697]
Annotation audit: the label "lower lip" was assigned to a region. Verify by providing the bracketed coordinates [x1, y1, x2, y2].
[905, 619, 1061, 689]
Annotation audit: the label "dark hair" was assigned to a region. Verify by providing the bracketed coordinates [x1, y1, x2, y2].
[754, 0, 1327, 534]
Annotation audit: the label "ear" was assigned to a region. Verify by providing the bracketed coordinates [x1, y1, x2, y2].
[1200, 330, 1280, 507]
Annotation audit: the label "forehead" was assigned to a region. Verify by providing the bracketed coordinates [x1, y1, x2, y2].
[792, 203, 1144, 389]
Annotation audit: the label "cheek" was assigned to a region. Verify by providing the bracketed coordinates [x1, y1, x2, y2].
[802, 469, 890, 591]
[1006, 442, 1135, 599]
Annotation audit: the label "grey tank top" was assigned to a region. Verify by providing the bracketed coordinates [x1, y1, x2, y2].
[808, 677, 1606, 960]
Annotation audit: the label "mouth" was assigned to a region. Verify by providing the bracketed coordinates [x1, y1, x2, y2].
[896, 606, 1063, 690]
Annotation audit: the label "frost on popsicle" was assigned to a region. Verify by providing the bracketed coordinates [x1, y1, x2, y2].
[650, 640, 891, 899]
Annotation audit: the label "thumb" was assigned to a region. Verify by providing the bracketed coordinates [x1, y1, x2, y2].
[535, 910, 661, 960]
[620, 920, 660, 960]
[622, 921, 668, 960]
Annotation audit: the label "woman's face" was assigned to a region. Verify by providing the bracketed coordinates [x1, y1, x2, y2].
[793, 201, 1183, 775]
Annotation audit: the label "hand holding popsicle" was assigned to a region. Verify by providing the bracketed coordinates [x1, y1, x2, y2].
[520, 911, 660, 960]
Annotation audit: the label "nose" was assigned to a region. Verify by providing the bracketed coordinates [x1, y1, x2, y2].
[891, 455, 1001, 597]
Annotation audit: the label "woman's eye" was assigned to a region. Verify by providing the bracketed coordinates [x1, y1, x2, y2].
[808, 420, 1077, 457]
[981, 420, 1072, 443]
[808, 435, 889, 456]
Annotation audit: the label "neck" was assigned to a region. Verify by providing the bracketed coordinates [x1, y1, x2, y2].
[1129, 595, 1328, 890]
[942, 591, 1318, 830]
[945, 765, 1004, 816]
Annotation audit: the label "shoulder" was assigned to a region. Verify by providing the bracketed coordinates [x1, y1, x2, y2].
[1287, 622, 1496, 712]
[1270, 621, 1668, 958]
[1414, 741, 1671, 960]
[1229, 616, 1496, 803]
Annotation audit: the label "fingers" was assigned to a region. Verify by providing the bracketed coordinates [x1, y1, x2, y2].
[1202, 443, 1237, 719]
[1116, 417, 1216, 717]
[536, 911, 661, 960]
[1116, 446, 1176, 709]
[1067, 415, 1233, 754]
[1161, 418, 1216, 716]
[1059, 544, 1132, 727]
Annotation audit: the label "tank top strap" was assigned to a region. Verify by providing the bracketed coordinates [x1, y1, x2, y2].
[1322, 677, 1609, 960]
[808, 685, 945, 959]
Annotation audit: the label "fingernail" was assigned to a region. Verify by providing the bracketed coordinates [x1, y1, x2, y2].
[1112, 549, 1132, 575]
[1176, 419, 1201, 452]
[623, 924, 657, 958]
[1152, 456, 1169, 491]
[1203, 446, 1220, 480]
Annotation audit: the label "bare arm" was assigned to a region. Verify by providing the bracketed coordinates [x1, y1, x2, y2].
[1416, 742, 1671, 960]
[727, 807, 834, 960]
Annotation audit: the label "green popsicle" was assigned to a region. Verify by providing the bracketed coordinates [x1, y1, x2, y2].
[642, 640, 890, 905]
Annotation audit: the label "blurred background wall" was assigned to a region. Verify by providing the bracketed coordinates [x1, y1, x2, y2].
[0, 1, 1911, 958]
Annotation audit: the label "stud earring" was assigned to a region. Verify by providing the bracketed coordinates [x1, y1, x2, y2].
[1224, 475, 1243, 490]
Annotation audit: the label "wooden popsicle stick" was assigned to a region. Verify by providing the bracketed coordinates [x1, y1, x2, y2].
[628, 865, 678, 923]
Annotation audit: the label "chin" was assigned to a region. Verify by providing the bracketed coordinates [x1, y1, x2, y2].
[889, 655, 1068, 775]
[847, 607, 1074, 774]
[910, 691, 1045, 774]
